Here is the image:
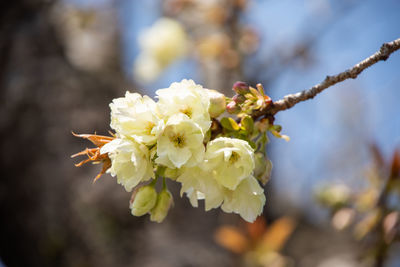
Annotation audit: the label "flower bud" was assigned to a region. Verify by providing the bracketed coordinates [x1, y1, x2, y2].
[130, 184, 157, 216]
[150, 189, 173, 223]
[232, 81, 250, 95]
[226, 101, 240, 114]
[232, 94, 246, 104]
[254, 152, 272, 185]
[205, 89, 226, 118]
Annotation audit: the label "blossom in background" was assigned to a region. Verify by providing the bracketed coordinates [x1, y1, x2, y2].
[156, 79, 211, 134]
[133, 53, 163, 83]
[134, 17, 188, 82]
[110, 92, 159, 145]
[101, 138, 154, 192]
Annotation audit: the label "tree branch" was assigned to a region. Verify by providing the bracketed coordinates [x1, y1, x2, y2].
[262, 38, 400, 116]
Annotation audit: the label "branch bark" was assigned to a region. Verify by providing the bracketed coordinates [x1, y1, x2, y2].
[261, 38, 400, 117]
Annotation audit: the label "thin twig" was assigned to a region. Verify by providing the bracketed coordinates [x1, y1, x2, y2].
[259, 38, 400, 117]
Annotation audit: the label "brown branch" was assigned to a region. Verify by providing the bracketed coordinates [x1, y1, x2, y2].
[261, 38, 400, 116]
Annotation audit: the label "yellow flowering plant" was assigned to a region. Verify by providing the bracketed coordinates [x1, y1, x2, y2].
[72, 79, 288, 222]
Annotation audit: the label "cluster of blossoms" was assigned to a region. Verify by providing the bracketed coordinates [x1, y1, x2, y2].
[73, 79, 288, 222]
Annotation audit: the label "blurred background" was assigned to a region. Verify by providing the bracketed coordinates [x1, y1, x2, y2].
[0, 0, 399, 266]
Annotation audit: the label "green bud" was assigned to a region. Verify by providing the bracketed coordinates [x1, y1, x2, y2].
[232, 94, 246, 104]
[254, 152, 273, 185]
[206, 89, 226, 118]
[232, 81, 250, 95]
[130, 185, 157, 217]
[150, 190, 173, 223]
[226, 101, 241, 114]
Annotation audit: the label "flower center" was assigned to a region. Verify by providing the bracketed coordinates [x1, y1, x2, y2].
[229, 151, 240, 164]
[145, 122, 155, 135]
[180, 107, 193, 118]
[170, 133, 186, 148]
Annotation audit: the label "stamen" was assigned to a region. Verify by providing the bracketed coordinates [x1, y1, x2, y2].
[180, 107, 193, 118]
[170, 133, 186, 148]
[229, 151, 240, 164]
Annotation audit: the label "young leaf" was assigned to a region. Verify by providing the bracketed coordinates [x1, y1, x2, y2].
[220, 117, 240, 131]
[241, 115, 254, 134]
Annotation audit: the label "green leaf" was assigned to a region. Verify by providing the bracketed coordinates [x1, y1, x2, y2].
[220, 117, 240, 131]
[249, 86, 261, 97]
[241, 115, 254, 134]
[248, 140, 257, 149]
[270, 124, 282, 132]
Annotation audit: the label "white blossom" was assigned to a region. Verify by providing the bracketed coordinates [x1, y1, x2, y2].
[101, 138, 154, 192]
[178, 167, 265, 222]
[205, 137, 255, 190]
[221, 175, 265, 222]
[177, 166, 225, 211]
[156, 79, 211, 134]
[155, 113, 205, 169]
[110, 92, 159, 145]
